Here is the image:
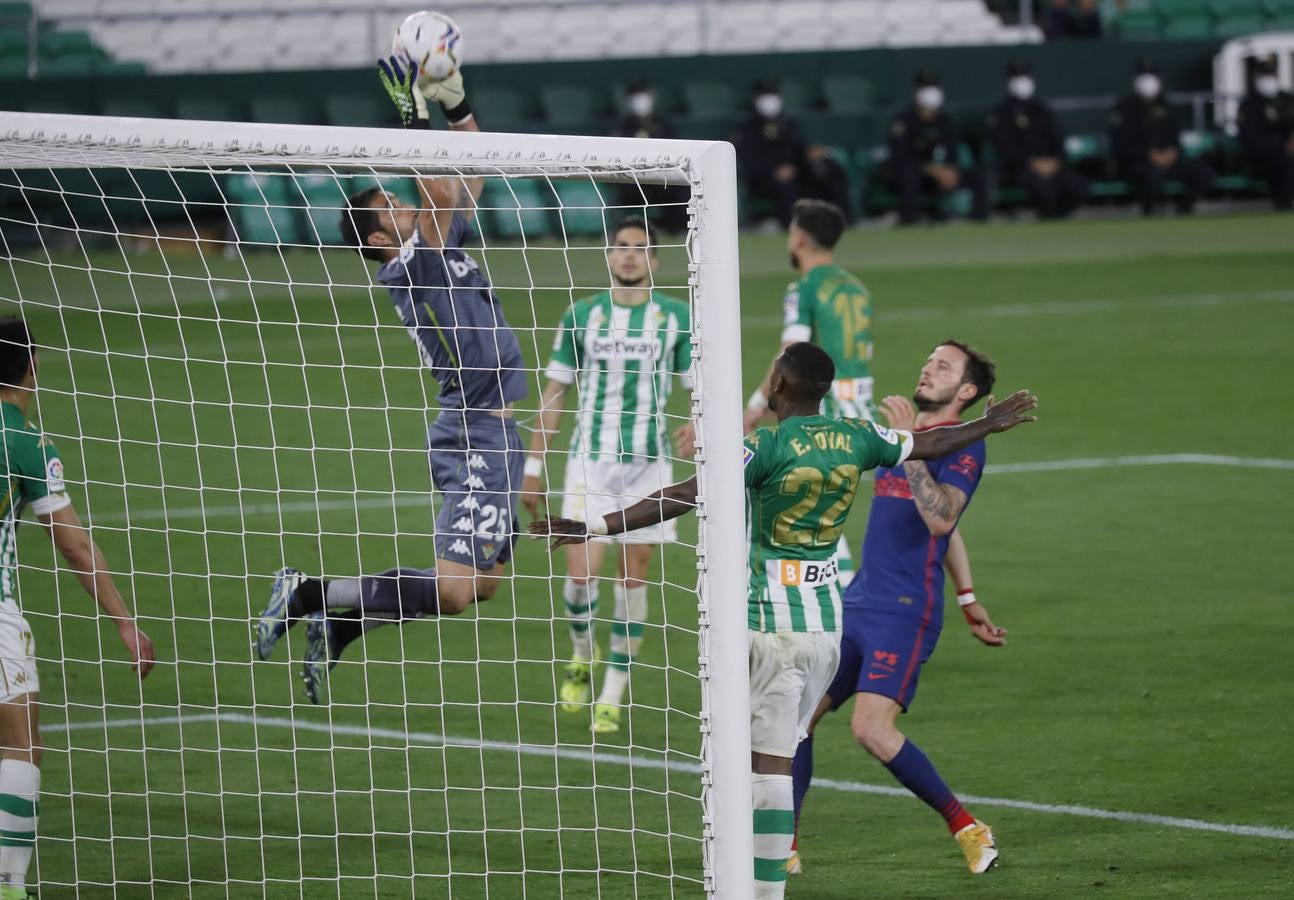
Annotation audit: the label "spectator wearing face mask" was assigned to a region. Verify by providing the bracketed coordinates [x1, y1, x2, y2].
[887, 69, 988, 225]
[613, 80, 690, 231]
[733, 80, 850, 227]
[985, 60, 1088, 219]
[1237, 57, 1294, 211]
[1109, 58, 1214, 215]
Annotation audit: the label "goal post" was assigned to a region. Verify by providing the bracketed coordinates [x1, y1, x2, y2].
[0, 111, 751, 896]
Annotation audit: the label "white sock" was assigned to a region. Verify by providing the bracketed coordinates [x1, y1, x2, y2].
[600, 584, 647, 705]
[752, 772, 793, 899]
[836, 534, 856, 588]
[0, 759, 39, 889]
[563, 578, 599, 660]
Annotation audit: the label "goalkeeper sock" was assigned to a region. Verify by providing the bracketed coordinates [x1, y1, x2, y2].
[791, 734, 813, 824]
[323, 568, 440, 619]
[600, 584, 646, 706]
[752, 773, 793, 899]
[0, 759, 38, 889]
[563, 579, 599, 661]
[883, 739, 975, 834]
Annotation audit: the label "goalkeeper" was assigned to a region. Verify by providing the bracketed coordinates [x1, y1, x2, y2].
[254, 53, 527, 703]
[532, 343, 1038, 899]
[0, 318, 155, 900]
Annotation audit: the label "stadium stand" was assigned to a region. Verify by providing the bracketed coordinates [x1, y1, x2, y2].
[26, 0, 1040, 74]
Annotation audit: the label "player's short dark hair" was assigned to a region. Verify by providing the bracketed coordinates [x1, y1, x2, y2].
[937, 338, 996, 411]
[0, 317, 34, 387]
[791, 199, 846, 250]
[340, 186, 387, 263]
[611, 216, 658, 255]
[778, 341, 835, 404]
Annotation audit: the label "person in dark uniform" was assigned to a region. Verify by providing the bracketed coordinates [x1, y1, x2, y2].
[1109, 59, 1214, 215]
[733, 80, 850, 227]
[1237, 57, 1294, 211]
[985, 60, 1088, 218]
[613, 80, 689, 232]
[887, 69, 988, 225]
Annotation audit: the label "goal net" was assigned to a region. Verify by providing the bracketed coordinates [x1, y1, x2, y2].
[0, 112, 749, 897]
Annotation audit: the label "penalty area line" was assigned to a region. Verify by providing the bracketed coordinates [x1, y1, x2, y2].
[43, 710, 1294, 842]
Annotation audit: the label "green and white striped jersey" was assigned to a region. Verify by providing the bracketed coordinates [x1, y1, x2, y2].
[546, 291, 692, 462]
[0, 402, 71, 607]
[743, 415, 913, 633]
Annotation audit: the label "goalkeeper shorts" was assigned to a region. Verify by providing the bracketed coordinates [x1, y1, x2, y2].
[428, 412, 525, 571]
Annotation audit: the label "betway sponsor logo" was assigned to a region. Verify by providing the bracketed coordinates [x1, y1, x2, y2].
[588, 336, 660, 361]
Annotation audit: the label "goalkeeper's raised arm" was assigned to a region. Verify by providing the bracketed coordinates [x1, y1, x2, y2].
[377, 51, 483, 241]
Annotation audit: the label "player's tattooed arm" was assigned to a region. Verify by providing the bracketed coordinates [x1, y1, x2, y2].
[531, 476, 699, 548]
[902, 462, 967, 536]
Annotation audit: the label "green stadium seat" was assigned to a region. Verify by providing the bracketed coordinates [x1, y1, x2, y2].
[479, 178, 552, 240]
[684, 81, 739, 117]
[101, 97, 168, 119]
[223, 172, 303, 246]
[23, 95, 92, 114]
[93, 60, 147, 77]
[1180, 129, 1216, 158]
[821, 75, 874, 114]
[1263, 0, 1294, 23]
[539, 84, 603, 125]
[249, 96, 317, 125]
[324, 93, 390, 127]
[1113, 9, 1162, 38]
[176, 96, 241, 122]
[295, 172, 349, 246]
[1160, 14, 1214, 37]
[472, 87, 532, 122]
[0, 2, 33, 18]
[778, 79, 815, 114]
[0, 27, 27, 56]
[552, 179, 608, 237]
[36, 29, 94, 58]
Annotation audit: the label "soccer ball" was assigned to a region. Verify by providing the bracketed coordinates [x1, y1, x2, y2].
[392, 11, 464, 87]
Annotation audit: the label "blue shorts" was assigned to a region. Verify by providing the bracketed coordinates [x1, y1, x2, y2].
[428, 411, 524, 571]
[827, 604, 942, 712]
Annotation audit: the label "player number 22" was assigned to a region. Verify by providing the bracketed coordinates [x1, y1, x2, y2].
[773, 464, 860, 547]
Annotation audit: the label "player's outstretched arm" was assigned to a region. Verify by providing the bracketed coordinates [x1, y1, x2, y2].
[39, 504, 155, 678]
[909, 389, 1038, 462]
[530, 476, 699, 549]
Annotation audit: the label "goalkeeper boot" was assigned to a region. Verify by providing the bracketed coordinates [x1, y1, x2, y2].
[559, 647, 599, 713]
[255, 566, 304, 660]
[590, 702, 621, 735]
[301, 612, 337, 705]
[954, 820, 999, 874]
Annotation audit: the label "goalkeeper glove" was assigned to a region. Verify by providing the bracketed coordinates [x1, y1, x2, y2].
[422, 69, 473, 125]
[377, 55, 429, 127]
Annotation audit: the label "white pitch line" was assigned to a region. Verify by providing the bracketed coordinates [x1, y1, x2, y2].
[81, 453, 1294, 526]
[42, 710, 1294, 842]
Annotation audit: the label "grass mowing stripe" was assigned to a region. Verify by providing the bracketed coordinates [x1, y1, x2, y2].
[742, 288, 1294, 327]
[41, 711, 1294, 843]
[80, 453, 1294, 526]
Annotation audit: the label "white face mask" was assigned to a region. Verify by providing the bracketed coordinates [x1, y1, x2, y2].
[915, 85, 944, 111]
[1007, 76, 1035, 101]
[754, 93, 783, 119]
[1255, 75, 1280, 98]
[1134, 73, 1161, 100]
[628, 91, 654, 118]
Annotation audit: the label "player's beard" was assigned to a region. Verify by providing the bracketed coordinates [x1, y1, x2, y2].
[913, 385, 956, 412]
[789, 250, 800, 270]
[612, 270, 647, 288]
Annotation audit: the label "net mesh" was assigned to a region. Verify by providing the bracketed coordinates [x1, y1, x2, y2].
[0, 117, 724, 896]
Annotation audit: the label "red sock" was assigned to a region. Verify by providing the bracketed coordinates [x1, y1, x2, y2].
[939, 797, 976, 835]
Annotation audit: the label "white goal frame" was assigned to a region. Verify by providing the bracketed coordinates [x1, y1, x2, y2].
[0, 111, 752, 897]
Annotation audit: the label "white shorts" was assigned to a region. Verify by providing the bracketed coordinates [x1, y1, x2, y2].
[561, 456, 678, 545]
[0, 607, 38, 702]
[748, 630, 841, 758]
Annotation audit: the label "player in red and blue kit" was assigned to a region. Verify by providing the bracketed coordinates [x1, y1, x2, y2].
[791, 339, 1012, 876]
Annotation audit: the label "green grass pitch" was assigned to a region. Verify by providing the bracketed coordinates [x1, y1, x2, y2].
[2, 212, 1292, 898]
